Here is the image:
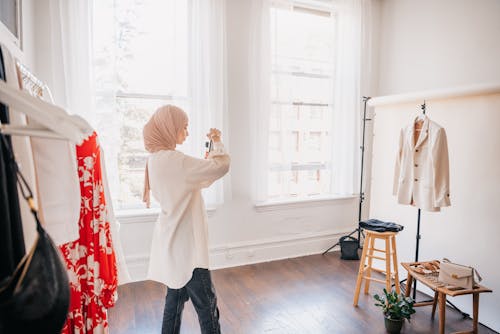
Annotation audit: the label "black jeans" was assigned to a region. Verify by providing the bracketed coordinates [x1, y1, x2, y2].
[162, 268, 221, 334]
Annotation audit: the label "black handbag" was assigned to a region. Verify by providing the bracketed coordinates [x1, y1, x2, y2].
[0, 134, 70, 334]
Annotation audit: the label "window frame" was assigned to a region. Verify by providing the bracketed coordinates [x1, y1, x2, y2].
[266, 0, 338, 202]
[0, 0, 22, 53]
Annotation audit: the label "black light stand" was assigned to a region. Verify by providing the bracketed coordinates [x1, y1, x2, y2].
[322, 96, 371, 255]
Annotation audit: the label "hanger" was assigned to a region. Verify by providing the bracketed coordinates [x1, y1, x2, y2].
[416, 100, 426, 121]
[413, 100, 427, 133]
[15, 61, 91, 135]
[0, 80, 92, 144]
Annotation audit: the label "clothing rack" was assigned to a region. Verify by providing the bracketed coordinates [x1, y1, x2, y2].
[0, 80, 90, 143]
[391, 100, 467, 318]
[411, 101, 426, 300]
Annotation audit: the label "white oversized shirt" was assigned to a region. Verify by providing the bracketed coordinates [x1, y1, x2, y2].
[147, 142, 230, 288]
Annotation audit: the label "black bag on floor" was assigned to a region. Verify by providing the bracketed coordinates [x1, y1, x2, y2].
[339, 236, 359, 260]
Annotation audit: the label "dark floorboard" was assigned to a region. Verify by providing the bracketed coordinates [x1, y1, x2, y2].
[109, 252, 497, 333]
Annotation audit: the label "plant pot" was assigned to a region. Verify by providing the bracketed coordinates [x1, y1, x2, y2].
[384, 316, 403, 334]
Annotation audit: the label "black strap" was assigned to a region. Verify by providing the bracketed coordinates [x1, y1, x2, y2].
[0, 133, 43, 231]
[340, 236, 357, 242]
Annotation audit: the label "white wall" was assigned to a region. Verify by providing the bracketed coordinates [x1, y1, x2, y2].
[378, 0, 500, 95]
[373, 0, 500, 331]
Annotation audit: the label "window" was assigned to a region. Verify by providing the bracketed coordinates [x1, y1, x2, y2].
[93, 0, 189, 210]
[0, 0, 21, 48]
[268, 1, 336, 200]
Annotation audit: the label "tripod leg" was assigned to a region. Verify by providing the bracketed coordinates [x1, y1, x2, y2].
[322, 241, 340, 255]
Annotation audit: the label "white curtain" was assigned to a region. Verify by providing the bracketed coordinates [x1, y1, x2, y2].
[44, 0, 96, 125]
[330, 0, 367, 195]
[39, 0, 131, 285]
[249, 0, 370, 200]
[249, 0, 271, 203]
[188, 0, 230, 205]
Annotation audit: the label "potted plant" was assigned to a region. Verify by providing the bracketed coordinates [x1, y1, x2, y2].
[374, 288, 416, 334]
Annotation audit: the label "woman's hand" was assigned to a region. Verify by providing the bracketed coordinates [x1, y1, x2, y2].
[207, 128, 222, 142]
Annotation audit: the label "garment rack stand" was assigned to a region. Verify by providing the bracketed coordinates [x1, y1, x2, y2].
[411, 101, 426, 300]
[322, 96, 371, 255]
[400, 101, 468, 318]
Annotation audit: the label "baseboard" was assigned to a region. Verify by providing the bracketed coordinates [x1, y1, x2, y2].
[124, 228, 353, 282]
[208, 229, 351, 270]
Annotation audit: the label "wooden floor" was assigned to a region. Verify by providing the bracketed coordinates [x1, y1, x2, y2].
[109, 252, 497, 334]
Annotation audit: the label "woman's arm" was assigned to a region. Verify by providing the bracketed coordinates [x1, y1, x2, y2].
[183, 142, 230, 189]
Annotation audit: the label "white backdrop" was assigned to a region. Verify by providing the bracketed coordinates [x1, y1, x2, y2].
[369, 94, 500, 332]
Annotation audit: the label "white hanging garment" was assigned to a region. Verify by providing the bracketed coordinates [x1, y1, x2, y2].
[30, 137, 81, 245]
[393, 115, 451, 212]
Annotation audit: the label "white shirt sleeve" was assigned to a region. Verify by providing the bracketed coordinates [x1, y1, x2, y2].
[183, 142, 230, 189]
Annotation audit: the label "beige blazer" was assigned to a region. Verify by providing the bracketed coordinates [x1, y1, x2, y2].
[393, 116, 451, 212]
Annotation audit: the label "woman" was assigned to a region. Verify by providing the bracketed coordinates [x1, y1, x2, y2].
[142, 105, 230, 334]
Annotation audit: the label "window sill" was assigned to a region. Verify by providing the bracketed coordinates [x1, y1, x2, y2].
[116, 207, 217, 225]
[254, 195, 358, 212]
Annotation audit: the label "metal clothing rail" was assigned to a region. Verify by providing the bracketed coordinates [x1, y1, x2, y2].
[0, 80, 91, 143]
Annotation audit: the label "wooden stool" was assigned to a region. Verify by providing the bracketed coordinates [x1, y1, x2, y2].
[353, 230, 400, 306]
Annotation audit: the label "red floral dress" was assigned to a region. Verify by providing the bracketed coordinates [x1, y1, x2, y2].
[59, 132, 118, 333]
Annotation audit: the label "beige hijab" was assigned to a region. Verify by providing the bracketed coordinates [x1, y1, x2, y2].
[142, 105, 188, 207]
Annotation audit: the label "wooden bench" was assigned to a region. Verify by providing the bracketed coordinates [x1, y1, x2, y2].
[401, 261, 492, 334]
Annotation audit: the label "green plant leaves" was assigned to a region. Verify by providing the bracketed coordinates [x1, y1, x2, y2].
[373, 288, 416, 321]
